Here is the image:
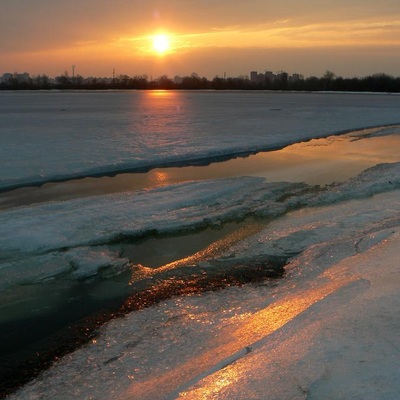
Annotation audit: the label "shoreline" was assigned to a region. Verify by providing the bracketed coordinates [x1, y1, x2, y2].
[1, 123, 399, 196]
[1, 126, 399, 211]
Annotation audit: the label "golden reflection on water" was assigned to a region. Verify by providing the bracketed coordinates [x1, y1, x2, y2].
[256, 133, 400, 185]
[129, 124, 400, 189]
[127, 222, 264, 287]
[154, 171, 169, 184]
[147, 89, 171, 97]
[140, 89, 183, 109]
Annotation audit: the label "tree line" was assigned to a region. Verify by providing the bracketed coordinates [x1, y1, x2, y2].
[2, 71, 400, 92]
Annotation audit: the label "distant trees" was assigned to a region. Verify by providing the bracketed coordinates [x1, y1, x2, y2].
[2, 70, 400, 92]
[32, 74, 51, 89]
[54, 72, 84, 88]
[180, 73, 209, 89]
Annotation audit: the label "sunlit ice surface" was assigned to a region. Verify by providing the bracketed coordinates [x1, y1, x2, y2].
[125, 278, 357, 399]
[124, 192, 400, 399]
[10, 187, 400, 399]
[177, 239, 400, 399]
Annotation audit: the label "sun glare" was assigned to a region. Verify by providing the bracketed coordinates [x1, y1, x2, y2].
[152, 34, 170, 55]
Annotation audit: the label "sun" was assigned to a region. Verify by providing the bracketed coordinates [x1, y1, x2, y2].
[152, 34, 170, 55]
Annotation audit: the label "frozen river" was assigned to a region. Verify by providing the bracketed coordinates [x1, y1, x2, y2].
[1, 90, 400, 398]
[1, 90, 400, 191]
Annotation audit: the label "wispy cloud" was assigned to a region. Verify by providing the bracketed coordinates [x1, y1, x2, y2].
[114, 17, 400, 55]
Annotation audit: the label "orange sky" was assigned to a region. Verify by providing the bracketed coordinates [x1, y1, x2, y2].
[1, 0, 400, 78]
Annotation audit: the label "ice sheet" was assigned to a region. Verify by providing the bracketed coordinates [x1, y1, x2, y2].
[1, 91, 400, 190]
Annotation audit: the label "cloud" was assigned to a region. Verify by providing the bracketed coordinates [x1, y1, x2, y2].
[2, 0, 399, 54]
[2, 0, 400, 77]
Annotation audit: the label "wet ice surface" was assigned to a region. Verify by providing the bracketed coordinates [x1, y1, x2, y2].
[10, 188, 400, 400]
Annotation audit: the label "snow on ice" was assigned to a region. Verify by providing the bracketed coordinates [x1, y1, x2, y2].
[7, 167, 400, 399]
[1, 91, 400, 190]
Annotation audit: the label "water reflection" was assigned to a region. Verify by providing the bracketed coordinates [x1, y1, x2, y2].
[154, 171, 169, 184]
[1, 130, 399, 210]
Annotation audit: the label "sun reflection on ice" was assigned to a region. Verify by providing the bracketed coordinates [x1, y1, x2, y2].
[123, 268, 359, 399]
[180, 367, 242, 399]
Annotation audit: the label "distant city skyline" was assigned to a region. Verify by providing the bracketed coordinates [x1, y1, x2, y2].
[1, 1, 400, 79]
[3, 68, 397, 85]
[3, 69, 399, 94]
[0, 70, 306, 89]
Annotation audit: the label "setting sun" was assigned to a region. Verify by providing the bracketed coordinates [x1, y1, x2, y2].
[152, 34, 170, 55]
